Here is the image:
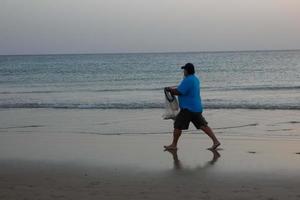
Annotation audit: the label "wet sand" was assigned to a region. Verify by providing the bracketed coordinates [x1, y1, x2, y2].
[1, 133, 300, 200]
[1, 108, 300, 199]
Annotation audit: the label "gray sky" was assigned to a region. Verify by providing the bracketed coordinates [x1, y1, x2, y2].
[1, 0, 300, 55]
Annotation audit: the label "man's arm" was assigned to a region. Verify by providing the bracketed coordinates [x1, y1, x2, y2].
[165, 87, 181, 96]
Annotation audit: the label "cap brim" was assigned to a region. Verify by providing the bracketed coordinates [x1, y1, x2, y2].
[181, 66, 186, 69]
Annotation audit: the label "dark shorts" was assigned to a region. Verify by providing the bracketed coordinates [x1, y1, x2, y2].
[174, 109, 208, 130]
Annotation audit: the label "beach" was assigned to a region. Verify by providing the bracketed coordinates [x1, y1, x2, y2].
[1, 0, 300, 197]
[1, 51, 299, 199]
[1, 108, 300, 200]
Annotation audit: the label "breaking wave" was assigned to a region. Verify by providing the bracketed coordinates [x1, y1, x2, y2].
[0, 102, 299, 110]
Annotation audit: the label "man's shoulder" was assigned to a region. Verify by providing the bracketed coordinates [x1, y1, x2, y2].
[182, 76, 192, 84]
[187, 75, 200, 82]
[181, 75, 199, 85]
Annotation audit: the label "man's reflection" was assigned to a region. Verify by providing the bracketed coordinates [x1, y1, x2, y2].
[165, 149, 183, 169]
[164, 149, 221, 170]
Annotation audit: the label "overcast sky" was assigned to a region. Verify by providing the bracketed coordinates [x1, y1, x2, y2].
[1, 0, 300, 55]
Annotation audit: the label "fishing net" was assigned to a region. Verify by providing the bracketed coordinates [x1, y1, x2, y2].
[162, 88, 179, 120]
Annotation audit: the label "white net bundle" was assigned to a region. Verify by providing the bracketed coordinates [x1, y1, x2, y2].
[162, 88, 179, 120]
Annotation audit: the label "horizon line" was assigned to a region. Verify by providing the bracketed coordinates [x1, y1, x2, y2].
[0, 48, 300, 56]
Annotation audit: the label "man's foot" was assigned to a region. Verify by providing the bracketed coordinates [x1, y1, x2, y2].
[164, 144, 178, 150]
[207, 142, 221, 150]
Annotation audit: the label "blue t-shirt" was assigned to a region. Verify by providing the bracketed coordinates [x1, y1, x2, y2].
[177, 74, 203, 112]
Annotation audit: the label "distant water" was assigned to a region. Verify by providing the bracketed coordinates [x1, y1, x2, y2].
[0, 50, 300, 110]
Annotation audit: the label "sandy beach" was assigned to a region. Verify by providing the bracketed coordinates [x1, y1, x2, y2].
[1, 108, 300, 200]
[1, 0, 300, 198]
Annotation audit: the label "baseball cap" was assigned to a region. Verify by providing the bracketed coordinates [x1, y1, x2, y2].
[181, 63, 195, 74]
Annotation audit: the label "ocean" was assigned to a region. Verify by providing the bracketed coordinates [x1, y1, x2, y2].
[0, 50, 300, 110]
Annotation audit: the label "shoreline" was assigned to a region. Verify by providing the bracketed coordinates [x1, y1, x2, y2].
[0, 108, 299, 137]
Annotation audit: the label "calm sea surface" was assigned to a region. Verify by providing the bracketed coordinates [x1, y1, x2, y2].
[0, 50, 300, 110]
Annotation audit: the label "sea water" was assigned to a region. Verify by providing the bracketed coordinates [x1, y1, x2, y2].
[1, 50, 299, 110]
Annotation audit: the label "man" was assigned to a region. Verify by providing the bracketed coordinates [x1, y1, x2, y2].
[164, 63, 221, 150]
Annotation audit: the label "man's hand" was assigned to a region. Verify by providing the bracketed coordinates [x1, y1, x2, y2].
[165, 87, 181, 96]
[165, 87, 172, 92]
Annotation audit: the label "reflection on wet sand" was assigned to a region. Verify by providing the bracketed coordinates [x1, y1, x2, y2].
[164, 149, 221, 170]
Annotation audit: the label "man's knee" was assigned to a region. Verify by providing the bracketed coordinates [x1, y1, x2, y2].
[174, 128, 182, 134]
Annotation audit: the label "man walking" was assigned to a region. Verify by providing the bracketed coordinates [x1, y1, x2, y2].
[164, 63, 221, 150]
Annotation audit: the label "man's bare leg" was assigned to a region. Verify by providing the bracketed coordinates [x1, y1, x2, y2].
[200, 126, 221, 150]
[164, 128, 182, 150]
